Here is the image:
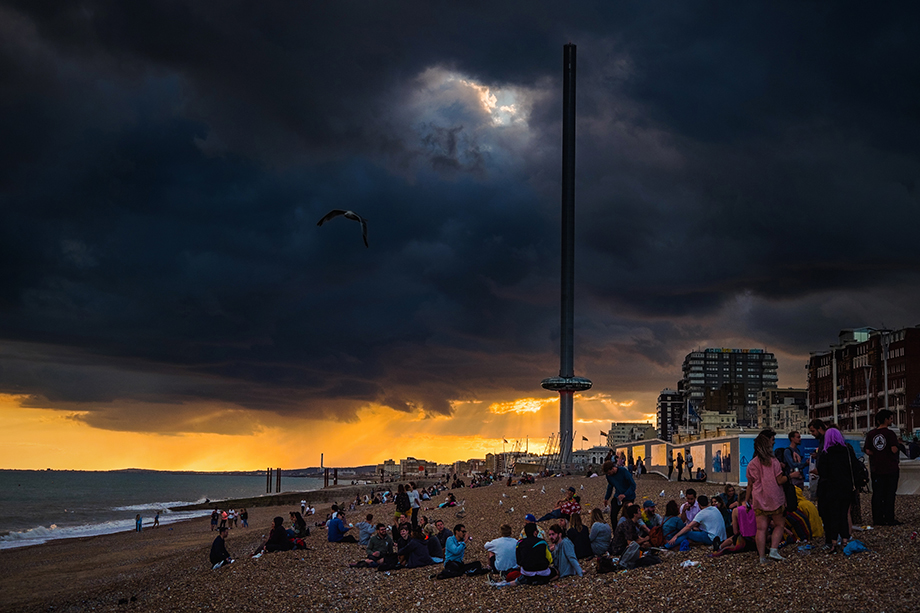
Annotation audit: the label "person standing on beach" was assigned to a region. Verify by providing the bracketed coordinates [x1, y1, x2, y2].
[153, 511, 160, 528]
[676, 453, 684, 482]
[667, 452, 674, 481]
[602, 460, 636, 526]
[746, 429, 787, 564]
[135, 514, 142, 532]
[210, 526, 233, 569]
[210, 509, 219, 531]
[864, 409, 903, 526]
[240, 508, 248, 528]
[301, 500, 306, 515]
[407, 482, 421, 529]
[685, 451, 694, 480]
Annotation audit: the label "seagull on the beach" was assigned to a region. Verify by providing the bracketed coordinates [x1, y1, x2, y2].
[580, 485, 584, 490]
[499, 500, 503, 506]
[316, 209, 369, 247]
[679, 490, 684, 499]
[502, 493, 509, 498]
[540, 486, 546, 494]
[506, 506, 515, 513]
[659, 490, 665, 497]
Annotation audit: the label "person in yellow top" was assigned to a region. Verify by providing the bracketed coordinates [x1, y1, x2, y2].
[794, 486, 823, 539]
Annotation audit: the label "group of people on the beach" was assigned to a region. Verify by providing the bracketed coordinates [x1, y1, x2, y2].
[209, 507, 248, 531]
[209, 410, 904, 580]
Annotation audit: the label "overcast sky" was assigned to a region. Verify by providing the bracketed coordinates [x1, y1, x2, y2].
[1, 2, 918, 468]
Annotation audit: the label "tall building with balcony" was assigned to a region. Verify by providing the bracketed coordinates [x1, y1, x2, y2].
[657, 388, 683, 441]
[807, 327, 920, 433]
[681, 348, 779, 427]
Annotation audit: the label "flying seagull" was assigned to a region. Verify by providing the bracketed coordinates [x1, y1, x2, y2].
[316, 209, 368, 247]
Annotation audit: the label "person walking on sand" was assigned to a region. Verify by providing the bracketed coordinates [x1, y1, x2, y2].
[746, 429, 788, 564]
[153, 510, 160, 528]
[135, 514, 142, 532]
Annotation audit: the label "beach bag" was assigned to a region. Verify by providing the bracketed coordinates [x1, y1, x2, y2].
[648, 525, 665, 548]
[619, 541, 641, 570]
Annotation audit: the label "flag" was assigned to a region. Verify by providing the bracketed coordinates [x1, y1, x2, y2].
[600, 431, 608, 437]
[582, 436, 589, 442]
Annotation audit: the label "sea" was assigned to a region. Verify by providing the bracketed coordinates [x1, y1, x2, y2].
[0, 470, 324, 550]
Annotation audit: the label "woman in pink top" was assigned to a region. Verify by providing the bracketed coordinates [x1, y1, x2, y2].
[711, 489, 757, 557]
[745, 429, 788, 564]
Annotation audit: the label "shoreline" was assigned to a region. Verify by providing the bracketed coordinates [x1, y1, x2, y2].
[1, 475, 918, 613]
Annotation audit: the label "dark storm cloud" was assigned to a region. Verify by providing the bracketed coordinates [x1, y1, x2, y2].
[1, 1, 919, 432]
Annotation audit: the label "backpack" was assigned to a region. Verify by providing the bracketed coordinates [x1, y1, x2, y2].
[619, 541, 642, 569]
[648, 525, 665, 548]
[395, 493, 411, 512]
[849, 448, 870, 491]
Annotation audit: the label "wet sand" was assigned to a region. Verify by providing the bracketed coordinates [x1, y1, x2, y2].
[2, 475, 918, 612]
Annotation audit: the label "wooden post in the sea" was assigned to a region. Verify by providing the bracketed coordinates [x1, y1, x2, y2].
[334, 468, 338, 486]
[276, 467, 281, 493]
[323, 468, 330, 488]
[266, 468, 272, 493]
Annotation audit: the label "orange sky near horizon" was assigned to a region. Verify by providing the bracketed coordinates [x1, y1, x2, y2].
[0, 392, 657, 471]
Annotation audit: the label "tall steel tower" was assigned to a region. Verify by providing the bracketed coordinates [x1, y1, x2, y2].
[541, 44, 592, 467]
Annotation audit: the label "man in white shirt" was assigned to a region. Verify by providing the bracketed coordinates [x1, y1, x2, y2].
[484, 524, 518, 576]
[667, 495, 726, 550]
[680, 488, 701, 523]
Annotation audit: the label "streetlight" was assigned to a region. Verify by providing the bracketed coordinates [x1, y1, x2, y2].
[863, 364, 872, 432]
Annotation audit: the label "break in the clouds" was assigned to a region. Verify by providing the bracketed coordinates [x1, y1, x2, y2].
[1, 2, 919, 437]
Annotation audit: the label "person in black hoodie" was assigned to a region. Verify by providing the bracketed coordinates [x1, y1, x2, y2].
[259, 516, 294, 553]
[515, 522, 557, 585]
[817, 428, 856, 553]
[397, 529, 436, 568]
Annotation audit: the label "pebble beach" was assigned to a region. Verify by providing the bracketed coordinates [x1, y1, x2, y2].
[2, 474, 918, 613]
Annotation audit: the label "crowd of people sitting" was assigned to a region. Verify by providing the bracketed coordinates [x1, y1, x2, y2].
[211, 415, 896, 580]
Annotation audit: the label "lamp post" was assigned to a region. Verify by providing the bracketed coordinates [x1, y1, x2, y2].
[863, 364, 872, 431]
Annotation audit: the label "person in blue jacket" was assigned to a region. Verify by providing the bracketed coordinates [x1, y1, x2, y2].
[602, 459, 636, 528]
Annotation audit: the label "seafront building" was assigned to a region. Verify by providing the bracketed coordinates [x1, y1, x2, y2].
[757, 388, 808, 431]
[656, 388, 683, 441]
[807, 326, 920, 434]
[680, 347, 779, 427]
[606, 422, 656, 447]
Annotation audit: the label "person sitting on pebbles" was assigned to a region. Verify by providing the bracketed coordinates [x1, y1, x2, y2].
[209, 526, 233, 569]
[351, 523, 393, 568]
[256, 517, 294, 554]
[519, 514, 547, 540]
[515, 522, 557, 585]
[546, 523, 582, 578]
